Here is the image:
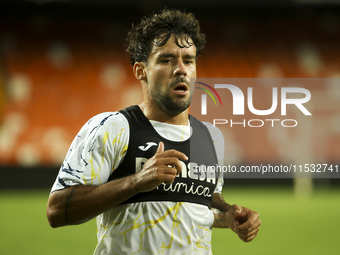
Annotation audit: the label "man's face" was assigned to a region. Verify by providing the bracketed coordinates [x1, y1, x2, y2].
[145, 34, 197, 117]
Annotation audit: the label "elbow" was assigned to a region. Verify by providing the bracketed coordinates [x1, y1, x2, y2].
[46, 206, 62, 228]
[46, 190, 69, 228]
[46, 193, 67, 228]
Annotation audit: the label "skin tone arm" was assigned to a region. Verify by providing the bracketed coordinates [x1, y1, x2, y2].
[48, 142, 261, 242]
[46, 142, 186, 228]
[211, 193, 261, 242]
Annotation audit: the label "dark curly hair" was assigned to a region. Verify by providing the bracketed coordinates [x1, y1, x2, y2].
[126, 9, 206, 65]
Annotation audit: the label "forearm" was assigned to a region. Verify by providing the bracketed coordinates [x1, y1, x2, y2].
[47, 174, 139, 228]
[211, 193, 232, 228]
[212, 208, 230, 228]
[47, 142, 187, 228]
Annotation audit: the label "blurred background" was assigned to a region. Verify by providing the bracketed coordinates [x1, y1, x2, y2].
[0, 0, 339, 254]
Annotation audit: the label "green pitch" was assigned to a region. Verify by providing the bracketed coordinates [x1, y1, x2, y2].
[0, 186, 339, 254]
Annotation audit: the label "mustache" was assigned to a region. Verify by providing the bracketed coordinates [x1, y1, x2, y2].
[170, 77, 190, 88]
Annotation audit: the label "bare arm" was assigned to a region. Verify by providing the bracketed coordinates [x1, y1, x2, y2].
[47, 175, 139, 228]
[47, 142, 187, 228]
[211, 193, 232, 228]
[211, 193, 261, 242]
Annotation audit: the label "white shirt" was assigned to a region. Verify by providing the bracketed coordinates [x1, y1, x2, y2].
[51, 111, 224, 255]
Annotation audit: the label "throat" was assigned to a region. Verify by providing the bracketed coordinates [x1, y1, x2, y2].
[139, 103, 189, 125]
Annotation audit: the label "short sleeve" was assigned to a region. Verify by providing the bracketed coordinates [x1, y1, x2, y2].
[51, 112, 130, 192]
[202, 122, 225, 194]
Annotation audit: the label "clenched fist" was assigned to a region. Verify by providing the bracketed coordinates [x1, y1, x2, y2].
[135, 142, 188, 192]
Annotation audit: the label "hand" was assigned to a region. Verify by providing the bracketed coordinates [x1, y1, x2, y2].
[227, 204, 261, 242]
[135, 142, 188, 192]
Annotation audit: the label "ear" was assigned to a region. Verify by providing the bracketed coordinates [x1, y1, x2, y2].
[133, 62, 147, 81]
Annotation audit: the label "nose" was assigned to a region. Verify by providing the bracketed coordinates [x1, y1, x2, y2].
[173, 59, 187, 77]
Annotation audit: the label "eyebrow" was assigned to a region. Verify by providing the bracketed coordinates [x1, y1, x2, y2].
[157, 53, 196, 59]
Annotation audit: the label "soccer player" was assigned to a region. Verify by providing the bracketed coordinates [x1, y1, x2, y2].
[47, 9, 261, 254]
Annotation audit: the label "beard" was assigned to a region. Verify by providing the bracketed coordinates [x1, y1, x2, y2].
[150, 77, 192, 117]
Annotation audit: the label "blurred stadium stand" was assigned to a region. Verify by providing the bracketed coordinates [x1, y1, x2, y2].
[0, 0, 339, 189]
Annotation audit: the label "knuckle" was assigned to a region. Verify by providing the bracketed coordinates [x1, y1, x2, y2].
[245, 235, 254, 242]
[172, 168, 177, 175]
[166, 175, 175, 184]
[154, 154, 161, 159]
[155, 173, 162, 181]
[167, 167, 175, 175]
[170, 157, 179, 163]
[170, 158, 181, 169]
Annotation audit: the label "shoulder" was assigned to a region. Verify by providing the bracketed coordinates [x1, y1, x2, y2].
[79, 112, 129, 137]
[70, 111, 130, 151]
[200, 121, 224, 143]
[86, 111, 129, 129]
[189, 115, 224, 143]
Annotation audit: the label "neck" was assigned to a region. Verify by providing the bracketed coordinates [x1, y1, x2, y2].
[139, 102, 189, 125]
